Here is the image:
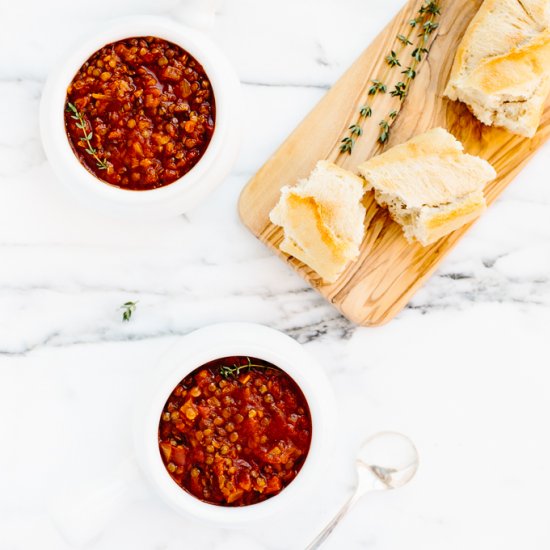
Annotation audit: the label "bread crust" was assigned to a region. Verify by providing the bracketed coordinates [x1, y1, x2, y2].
[417, 192, 487, 245]
[277, 195, 349, 283]
[358, 128, 496, 246]
[269, 161, 366, 283]
[358, 128, 496, 208]
[445, 0, 550, 137]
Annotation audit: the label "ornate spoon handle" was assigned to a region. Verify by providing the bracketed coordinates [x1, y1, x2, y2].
[305, 489, 361, 550]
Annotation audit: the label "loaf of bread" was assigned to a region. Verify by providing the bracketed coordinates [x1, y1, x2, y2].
[444, 0, 550, 138]
[358, 128, 497, 246]
[269, 161, 366, 283]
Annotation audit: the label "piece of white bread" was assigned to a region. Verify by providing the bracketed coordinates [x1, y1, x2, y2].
[357, 128, 496, 246]
[269, 161, 366, 283]
[444, 0, 550, 138]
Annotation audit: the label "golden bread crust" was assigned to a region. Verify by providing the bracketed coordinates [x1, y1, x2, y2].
[445, 0, 550, 136]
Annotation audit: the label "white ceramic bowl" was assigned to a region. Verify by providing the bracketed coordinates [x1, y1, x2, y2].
[40, 16, 242, 219]
[133, 323, 337, 526]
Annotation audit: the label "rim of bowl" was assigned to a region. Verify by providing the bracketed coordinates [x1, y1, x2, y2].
[134, 323, 337, 525]
[40, 16, 241, 207]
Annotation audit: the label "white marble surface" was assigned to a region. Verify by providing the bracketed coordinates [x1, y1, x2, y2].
[1, 0, 550, 548]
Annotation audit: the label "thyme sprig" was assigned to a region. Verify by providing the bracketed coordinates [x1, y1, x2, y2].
[377, 3, 440, 143]
[338, 0, 441, 154]
[219, 357, 275, 380]
[120, 301, 138, 322]
[66, 102, 108, 171]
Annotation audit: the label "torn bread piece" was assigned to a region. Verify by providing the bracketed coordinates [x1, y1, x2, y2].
[269, 161, 366, 283]
[358, 128, 496, 246]
[444, 0, 550, 138]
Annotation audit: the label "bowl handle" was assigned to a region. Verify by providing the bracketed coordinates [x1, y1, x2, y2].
[48, 456, 142, 546]
[172, 0, 223, 31]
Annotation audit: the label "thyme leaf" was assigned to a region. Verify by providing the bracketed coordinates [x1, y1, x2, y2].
[349, 124, 363, 137]
[397, 34, 413, 46]
[360, 105, 373, 117]
[385, 50, 401, 67]
[368, 79, 387, 95]
[390, 81, 407, 100]
[339, 136, 355, 154]
[379, 120, 390, 144]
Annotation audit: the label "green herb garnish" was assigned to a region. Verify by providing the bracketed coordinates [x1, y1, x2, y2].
[397, 34, 413, 46]
[349, 124, 363, 137]
[219, 357, 274, 380]
[368, 79, 388, 96]
[390, 81, 407, 100]
[359, 105, 373, 118]
[120, 301, 138, 322]
[338, 0, 441, 153]
[379, 120, 390, 144]
[66, 102, 108, 171]
[385, 50, 401, 68]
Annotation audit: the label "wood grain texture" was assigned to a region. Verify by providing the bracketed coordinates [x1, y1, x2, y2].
[238, 0, 550, 326]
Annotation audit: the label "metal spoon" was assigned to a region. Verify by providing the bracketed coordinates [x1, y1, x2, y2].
[306, 432, 419, 550]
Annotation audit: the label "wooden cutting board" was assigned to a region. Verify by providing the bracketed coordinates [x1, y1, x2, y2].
[238, 0, 550, 327]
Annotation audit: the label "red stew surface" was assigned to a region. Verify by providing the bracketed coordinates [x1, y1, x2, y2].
[158, 357, 312, 506]
[65, 36, 215, 190]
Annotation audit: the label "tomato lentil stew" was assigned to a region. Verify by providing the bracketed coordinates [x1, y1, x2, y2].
[65, 36, 215, 190]
[158, 357, 313, 506]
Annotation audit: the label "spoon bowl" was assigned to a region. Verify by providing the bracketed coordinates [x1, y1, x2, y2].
[357, 431, 419, 490]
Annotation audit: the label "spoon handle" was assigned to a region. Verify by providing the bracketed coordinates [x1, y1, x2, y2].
[304, 489, 361, 550]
